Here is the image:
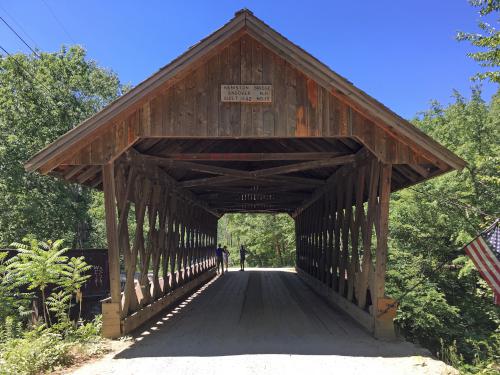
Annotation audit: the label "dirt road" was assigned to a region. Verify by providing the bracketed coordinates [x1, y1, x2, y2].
[72, 269, 456, 375]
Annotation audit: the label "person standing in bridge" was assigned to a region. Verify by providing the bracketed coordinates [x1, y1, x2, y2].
[223, 246, 230, 273]
[239, 245, 248, 271]
[216, 243, 224, 275]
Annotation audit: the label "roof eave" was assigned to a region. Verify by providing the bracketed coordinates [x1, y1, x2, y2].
[25, 11, 250, 173]
[25, 9, 466, 175]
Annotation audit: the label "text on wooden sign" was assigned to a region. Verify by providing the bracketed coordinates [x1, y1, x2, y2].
[221, 84, 272, 103]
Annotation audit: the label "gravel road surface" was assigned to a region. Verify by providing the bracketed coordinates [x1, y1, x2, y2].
[72, 268, 456, 375]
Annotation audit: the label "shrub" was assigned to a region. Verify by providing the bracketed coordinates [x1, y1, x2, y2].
[0, 316, 23, 343]
[74, 314, 102, 342]
[0, 238, 103, 374]
[7, 238, 91, 327]
[0, 328, 71, 375]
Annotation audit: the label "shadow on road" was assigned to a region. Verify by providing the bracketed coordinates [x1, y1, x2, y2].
[115, 269, 427, 358]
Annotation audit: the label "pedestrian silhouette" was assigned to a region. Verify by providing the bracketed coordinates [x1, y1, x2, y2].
[223, 246, 230, 272]
[216, 243, 224, 275]
[239, 245, 248, 271]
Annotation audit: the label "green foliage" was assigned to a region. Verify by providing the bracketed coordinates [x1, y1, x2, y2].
[7, 238, 92, 329]
[0, 316, 23, 343]
[7, 238, 69, 292]
[60, 256, 92, 293]
[0, 328, 71, 375]
[60, 255, 92, 322]
[0, 46, 124, 247]
[218, 213, 295, 267]
[0, 252, 31, 325]
[0, 237, 103, 374]
[73, 314, 102, 342]
[7, 238, 69, 324]
[387, 89, 500, 372]
[0, 314, 105, 375]
[46, 290, 73, 331]
[457, 1, 500, 83]
[87, 191, 107, 247]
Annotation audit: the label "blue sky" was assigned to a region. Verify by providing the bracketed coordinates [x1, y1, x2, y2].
[0, 0, 497, 119]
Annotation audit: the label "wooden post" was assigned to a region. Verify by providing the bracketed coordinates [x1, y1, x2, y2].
[102, 162, 122, 338]
[374, 163, 396, 340]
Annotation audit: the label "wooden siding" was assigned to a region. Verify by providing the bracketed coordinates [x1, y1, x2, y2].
[66, 35, 425, 167]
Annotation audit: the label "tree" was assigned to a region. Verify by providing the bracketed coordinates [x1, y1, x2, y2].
[387, 89, 500, 369]
[7, 239, 69, 325]
[0, 46, 125, 246]
[457, 0, 500, 83]
[59, 256, 92, 321]
[218, 213, 295, 267]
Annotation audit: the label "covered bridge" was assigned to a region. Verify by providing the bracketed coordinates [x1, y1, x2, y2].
[26, 10, 465, 340]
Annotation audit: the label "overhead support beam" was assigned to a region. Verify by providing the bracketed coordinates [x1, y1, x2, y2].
[210, 206, 301, 211]
[124, 150, 221, 218]
[199, 192, 309, 200]
[130, 151, 354, 189]
[221, 209, 292, 214]
[292, 148, 372, 218]
[136, 152, 354, 178]
[158, 152, 346, 161]
[212, 204, 297, 209]
[208, 200, 303, 207]
[179, 174, 325, 188]
[189, 185, 314, 194]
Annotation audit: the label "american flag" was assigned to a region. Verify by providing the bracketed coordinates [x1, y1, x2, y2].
[464, 220, 500, 305]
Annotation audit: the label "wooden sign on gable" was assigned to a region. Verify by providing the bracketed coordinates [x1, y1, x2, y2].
[221, 84, 272, 103]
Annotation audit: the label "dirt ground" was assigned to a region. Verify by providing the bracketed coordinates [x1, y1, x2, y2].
[70, 268, 457, 375]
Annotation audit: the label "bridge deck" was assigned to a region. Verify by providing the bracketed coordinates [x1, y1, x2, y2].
[74, 269, 452, 374]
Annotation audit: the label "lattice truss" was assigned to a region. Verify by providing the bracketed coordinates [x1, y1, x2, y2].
[295, 157, 391, 314]
[114, 162, 218, 318]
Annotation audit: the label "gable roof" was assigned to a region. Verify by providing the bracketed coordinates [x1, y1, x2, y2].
[25, 9, 465, 174]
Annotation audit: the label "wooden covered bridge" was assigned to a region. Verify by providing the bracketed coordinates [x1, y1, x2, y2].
[26, 10, 465, 340]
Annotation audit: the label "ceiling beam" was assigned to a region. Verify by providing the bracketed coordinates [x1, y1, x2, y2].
[221, 209, 292, 214]
[199, 192, 309, 200]
[158, 152, 345, 161]
[211, 203, 296, 209]
[134, 150, 354, 189]
[139, 152, 354, 178]
[179, 174, 325, 188]
[206, 198, 304, 205]
[189, 185, 313, 194]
